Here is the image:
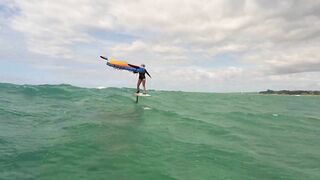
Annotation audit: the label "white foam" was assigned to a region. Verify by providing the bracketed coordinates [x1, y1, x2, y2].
[96, 86, 106, 89]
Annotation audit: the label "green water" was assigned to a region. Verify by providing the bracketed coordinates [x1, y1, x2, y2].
[0, 83, 319, 180]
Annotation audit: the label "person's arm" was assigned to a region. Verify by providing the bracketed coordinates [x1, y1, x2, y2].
[145, 70, 151, 78]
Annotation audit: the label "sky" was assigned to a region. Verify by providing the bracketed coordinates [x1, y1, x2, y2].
[0, 0, 320, 92]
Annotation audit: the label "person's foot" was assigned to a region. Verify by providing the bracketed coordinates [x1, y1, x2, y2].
[143, 91, 147, 94]
[136, 90, 140, 93]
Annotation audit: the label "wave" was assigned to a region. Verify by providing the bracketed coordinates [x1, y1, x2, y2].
[1, 83, 320, 179]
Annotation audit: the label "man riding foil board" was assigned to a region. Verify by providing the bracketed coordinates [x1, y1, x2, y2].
[99, 56, 151, 95]
[133, 64, 151, 94]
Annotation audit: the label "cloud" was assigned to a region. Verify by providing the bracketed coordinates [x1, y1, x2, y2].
[1, 0, 320, 91]
[243, 43, 320, 76]
[149, 67, 320, 92]
[9, 0, 320, 58]
[9, 0, 110, 58]
[107, 40, 187, 66]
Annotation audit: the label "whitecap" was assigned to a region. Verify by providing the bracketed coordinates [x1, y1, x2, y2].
[96, 86, 106, 89]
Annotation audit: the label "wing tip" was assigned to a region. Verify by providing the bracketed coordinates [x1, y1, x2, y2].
[100, 56, 108, 60]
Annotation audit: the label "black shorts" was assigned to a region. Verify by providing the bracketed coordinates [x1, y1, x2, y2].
[139, 73, 145, 79]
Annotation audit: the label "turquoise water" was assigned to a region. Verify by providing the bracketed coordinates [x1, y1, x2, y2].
[0, 83, 319, 180]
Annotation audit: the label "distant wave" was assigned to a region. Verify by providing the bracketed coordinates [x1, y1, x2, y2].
[96, 86, 107, 89]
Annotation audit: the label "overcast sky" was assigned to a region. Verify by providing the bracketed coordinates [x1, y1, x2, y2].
[1, 0, 320, 92]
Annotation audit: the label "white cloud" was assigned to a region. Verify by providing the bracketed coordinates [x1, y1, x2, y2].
[107, 40, 187, 66]
[10, 0, 108, 58]
[2, 0, 320, 91]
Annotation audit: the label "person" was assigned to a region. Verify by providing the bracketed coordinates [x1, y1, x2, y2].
[135, 64, 151, 94]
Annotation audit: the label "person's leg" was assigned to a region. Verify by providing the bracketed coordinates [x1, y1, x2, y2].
[142, 79, 147, 94]
[136, 79, 142, 93]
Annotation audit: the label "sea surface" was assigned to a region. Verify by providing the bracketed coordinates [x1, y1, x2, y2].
[0, 83, 319, 180]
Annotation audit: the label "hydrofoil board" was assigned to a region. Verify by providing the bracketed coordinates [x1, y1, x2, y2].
[134, 93, 151, 97]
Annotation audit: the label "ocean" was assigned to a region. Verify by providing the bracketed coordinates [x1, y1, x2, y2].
[0, 83, 319, 180]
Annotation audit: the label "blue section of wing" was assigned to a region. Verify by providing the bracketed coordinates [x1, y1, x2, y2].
[107, 63, 145, 73]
